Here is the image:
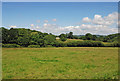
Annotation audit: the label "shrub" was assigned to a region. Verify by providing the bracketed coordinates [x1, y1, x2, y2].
[82, 41, 104, 47]
[112, 42, 120, 47]
[46, 45, 53, 47]
[103, 42, 120, 47]
[82, 41, 93, 47]
[60, 37, 67, 42]
[2, 44, 20, 48]
[92, 41, 104, 47]
[43, 35, 56, 45]
[28, 45, 40, 48]
[66, 41, 80, 47]
[53, 41, 67, 47]
[66, 40, 104, 47]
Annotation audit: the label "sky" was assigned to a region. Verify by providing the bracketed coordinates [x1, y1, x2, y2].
[2, 2, 119, 35]
[1, 0, 120, 2]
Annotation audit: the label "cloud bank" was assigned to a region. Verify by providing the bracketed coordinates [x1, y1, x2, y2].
[30, 12, 118, 35]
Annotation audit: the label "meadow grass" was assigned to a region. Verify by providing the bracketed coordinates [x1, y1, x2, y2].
[2, 47, 118, 79]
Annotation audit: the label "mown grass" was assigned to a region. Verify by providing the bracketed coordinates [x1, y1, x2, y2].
[2, 47, 118, 79]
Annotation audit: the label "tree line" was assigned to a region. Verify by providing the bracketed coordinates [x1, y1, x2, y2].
[59, 32, 120, 42]
[1, 27, 120, 48]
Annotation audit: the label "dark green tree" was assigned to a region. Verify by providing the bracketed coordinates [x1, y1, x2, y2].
[85, 33, 93, 40]
[68, 32, 73, 39]
[59, 34, 67, 41]
[92, 35, 97, 41]
[43, 35, 56, 45]
[9, 28, 19, 43]
[2, 27, 9, 44]
[17, 28, 31, 47]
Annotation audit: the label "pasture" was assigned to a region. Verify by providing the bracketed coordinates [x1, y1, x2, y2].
[2, 47, 118, 79]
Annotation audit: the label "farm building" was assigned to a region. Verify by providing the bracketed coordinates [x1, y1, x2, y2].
[56, 37, 60, 40]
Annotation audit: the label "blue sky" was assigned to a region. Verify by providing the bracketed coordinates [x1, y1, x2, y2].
[2, 2, 118, 35]
[2, 0, 120, 2]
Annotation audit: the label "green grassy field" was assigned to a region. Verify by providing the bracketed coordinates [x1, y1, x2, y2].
[59, 39, 112, 46]
[2, 47, 118, 79]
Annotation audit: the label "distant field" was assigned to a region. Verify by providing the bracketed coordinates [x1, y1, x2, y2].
[64, 39, 112, 45]
[65, 39, 84, 43]
[66, 39, 84, 41]
[2, 47, 118, 79]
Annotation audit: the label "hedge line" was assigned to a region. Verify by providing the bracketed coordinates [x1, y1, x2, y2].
[2, 44, 20, 48]
[2, 40, 120, 48]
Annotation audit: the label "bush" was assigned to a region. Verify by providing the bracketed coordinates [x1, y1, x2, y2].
[2, 44, 20, 48]
[28, 45, 40, 48]
[66, 40, 104, 47]
[67, 41, 80, 47]
[91, 41, 104, 47]
[43, 35, 56, 45]
[112, 42, 120, 47]
[53, 41, 67, 47]
[103, 42, 120, 47]
[60, 37, 67, 42]
[46, 45, 53, 47]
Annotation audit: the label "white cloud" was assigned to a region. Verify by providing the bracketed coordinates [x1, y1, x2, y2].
[93, 15, 104, 25]
[56, 24, 118, 35]
[30, 24, 35, 30]
[30, 12, 118, 35]
[82, 17, 91, 23]
[94, 15, 102, 19]
[104, 12, 118, 21]
[36, 26, 39, 29]
[82, 12, 118, 26]
[43, 23, 48, 27]
[9, 25, 17, 28]
[33, 23, 117, 35]
[30, 24, 34, 27]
